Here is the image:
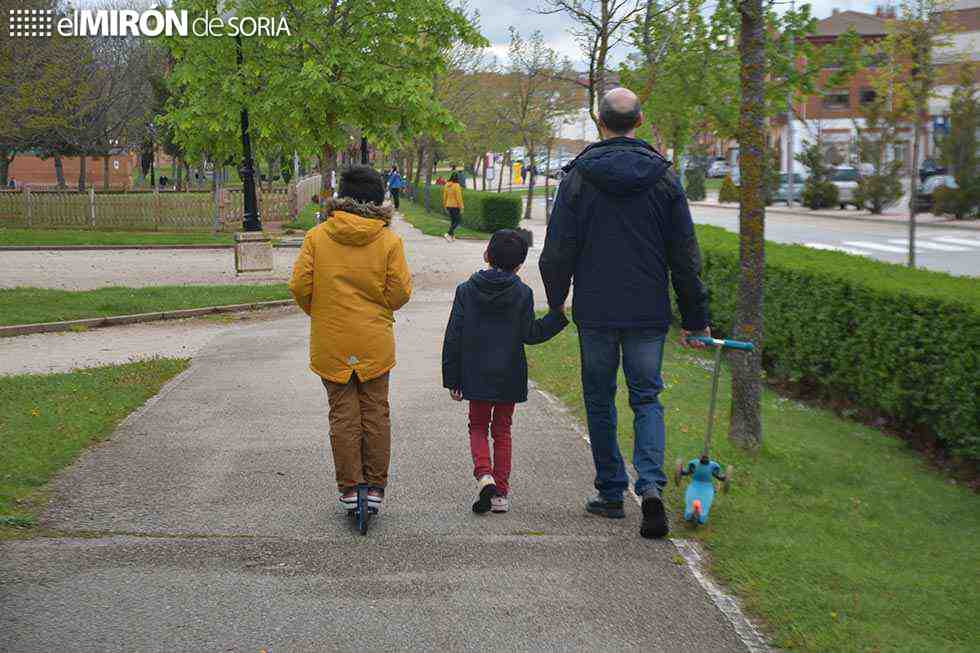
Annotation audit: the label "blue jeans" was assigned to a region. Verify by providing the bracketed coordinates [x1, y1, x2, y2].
[579, 327, 667, 501]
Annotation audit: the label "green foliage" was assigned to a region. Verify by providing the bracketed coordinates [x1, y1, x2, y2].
[693, 225, 980, 458]
[481, 195, 522, 231]
[717, 175, 740, 203]
[936, 65, 980, 219]
[0, 359, 189, 527]
[797, 142, 840, 209]
[684, 167, 707, 201]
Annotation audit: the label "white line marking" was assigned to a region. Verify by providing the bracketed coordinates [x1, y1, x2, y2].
[886, 238, 970, 252]
[932, 236, 980, 248]
[842, 240, 909, 253]
[534, 386, 771, 652]
[803, 242, 872, 256]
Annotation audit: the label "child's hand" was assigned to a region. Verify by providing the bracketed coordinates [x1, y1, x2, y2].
[450, 388, 463, 401]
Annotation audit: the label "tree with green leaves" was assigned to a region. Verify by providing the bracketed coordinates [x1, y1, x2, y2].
[163, 0, 484, 201]
[935, 64, 979, 219]
[853, 92, 905, 214]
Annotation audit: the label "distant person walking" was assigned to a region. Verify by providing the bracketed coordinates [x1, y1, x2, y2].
[387, 165, 405, 209]
[442, 172, 464, 242]
[539, 88, 711, 539]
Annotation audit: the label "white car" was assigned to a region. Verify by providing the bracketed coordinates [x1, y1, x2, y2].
[830, 167, 860, 209]
[707, 159, 731, 178]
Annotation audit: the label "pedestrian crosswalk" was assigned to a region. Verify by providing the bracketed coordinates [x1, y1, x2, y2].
[803, 235, 980, 258]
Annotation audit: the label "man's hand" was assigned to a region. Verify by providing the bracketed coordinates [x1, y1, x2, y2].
[680, 327, 712, 349]
[450, 388, 463, 401]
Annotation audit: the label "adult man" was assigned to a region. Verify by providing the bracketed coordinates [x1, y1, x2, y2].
[539, 88, 711, 539]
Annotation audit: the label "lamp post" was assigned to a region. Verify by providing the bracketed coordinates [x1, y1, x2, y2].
[234, 33, 261, 231]
[361, 135, 369, 165]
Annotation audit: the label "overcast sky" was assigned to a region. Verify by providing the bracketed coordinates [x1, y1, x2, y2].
[470, 1, 880, 67]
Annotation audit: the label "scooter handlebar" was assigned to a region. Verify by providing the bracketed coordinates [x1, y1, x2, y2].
[686, 335, 754, 351]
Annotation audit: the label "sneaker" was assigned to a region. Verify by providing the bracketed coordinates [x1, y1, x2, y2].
[640, 490, 669, 539]
[472, 475, 496, 514]
[444, 233, 452, 242]
[490, 494, 510, 513]
[338, 491, 357, 512]
[367, 489, 383, 514]
[585, 495, 625, 519]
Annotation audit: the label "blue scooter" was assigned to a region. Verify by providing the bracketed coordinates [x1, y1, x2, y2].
[675, 336, 754, 526]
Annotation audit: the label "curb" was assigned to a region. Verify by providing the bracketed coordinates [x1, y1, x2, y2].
[0, 300, 296, 338]
[689, 202, 980, 232]
[0, 242, 303, 252]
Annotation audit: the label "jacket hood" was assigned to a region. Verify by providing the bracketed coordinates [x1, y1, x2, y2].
[469, 269, 522, 313]
[566, 137, 671, 197]
[325, 210, 388, 247]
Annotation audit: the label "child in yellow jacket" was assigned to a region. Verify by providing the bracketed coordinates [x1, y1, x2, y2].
[442, 172, 464, 242]
[289, 165, 412, 514]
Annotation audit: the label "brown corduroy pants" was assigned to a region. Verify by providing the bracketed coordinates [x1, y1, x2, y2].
[322, 372, 391, 493]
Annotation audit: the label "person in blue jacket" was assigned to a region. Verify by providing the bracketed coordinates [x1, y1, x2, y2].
[443, 229, 568, 514]
[539, 87, 711, 539]
[387, 165, 405, 209]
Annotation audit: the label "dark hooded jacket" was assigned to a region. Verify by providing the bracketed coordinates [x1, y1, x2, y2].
[538, 137, 709, 331]
[442, 269, 568, 403]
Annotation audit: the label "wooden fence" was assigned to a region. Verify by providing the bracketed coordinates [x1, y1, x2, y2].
[0, 185, 294, 231]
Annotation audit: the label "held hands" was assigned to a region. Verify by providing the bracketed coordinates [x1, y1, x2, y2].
[680, 326, 711, 349]
[450, 388, 463, 401]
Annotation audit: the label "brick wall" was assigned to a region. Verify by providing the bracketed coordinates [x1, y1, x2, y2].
[8, 154, 136, 189]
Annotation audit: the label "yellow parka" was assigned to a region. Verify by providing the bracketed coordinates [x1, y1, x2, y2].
[289, 201, 412, 383]
[442, 182, 464, 209]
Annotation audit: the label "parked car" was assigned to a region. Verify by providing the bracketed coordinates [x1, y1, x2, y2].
[707, 159, 731, 178]
[772, 173, 806, 204]
[913, 174, 958, 212]
[918, 158, 947, 183]
[830, 167, 860, 209]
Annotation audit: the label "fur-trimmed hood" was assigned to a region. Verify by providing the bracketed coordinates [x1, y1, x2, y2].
[325, 196, 393, 225]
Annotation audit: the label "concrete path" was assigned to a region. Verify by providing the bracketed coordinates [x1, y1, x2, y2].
[0, 218, 750, 651]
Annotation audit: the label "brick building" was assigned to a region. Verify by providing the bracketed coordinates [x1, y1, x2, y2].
[6, 152, 136, 189]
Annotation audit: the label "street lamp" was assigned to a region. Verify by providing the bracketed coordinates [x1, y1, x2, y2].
[234, 32, 261, 232]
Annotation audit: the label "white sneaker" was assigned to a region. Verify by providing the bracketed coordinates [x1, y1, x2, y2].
[443, 233, 452, 242]
[338, 492, 357, 511]
[491, 495, 510, 513]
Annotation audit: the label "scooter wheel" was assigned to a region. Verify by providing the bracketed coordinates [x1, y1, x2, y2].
[723, 465, 734, 493]
[674, 458, 684, 485]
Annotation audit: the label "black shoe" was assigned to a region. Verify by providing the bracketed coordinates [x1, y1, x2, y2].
[640, 493, 669, 539]
[472, 482, 496, 514]
[585, 495, 625, 519]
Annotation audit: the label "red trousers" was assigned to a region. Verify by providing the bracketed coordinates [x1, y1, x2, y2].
[468, 401, 515, 496]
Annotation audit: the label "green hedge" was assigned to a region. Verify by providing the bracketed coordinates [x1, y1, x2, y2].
[408, 185, 520, 232]
[691, 226, 980, 458]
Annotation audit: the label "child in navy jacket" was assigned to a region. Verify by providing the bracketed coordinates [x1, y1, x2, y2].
[442, 229, 568, 514]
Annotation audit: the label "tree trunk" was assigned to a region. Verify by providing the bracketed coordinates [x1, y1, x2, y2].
[482, 153, 489, 191]
[102, 155, 110, 190]
[0, 148, 12, 187]
[175, 160, 183, 191]
[524, 140, 535, 221]
[729, 0, 766, 450]
[424, 150, 436, 212]
[414, 141, 425, 189]
[78, 156, 87, 191]
[54, 156, 65, 188]
[497, 150, 509, 193]
[908, 117, 921, 268]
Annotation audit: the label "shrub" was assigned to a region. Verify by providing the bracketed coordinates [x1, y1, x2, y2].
[854, 166, 902, 214]
[801, 179, 839, 210]
[718, 175, 740, 203]
[687, 225, 980, 459]
[685, 167, 706, 201]
[481, 194, 521, 231]
[933, 186, 979, 220]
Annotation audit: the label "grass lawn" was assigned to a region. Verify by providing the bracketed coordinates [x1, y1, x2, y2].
[1, 284, 290, 327]
[0, 228, 234, 247]
[0, 359, 189, 535]
[399, 198, 489, 240]
[282, 202, 319, 231]
[527, 324, 978, 652]
[704, 178, 723, 191]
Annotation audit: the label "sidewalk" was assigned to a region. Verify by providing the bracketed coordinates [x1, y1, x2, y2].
[0, 217, 751, 651]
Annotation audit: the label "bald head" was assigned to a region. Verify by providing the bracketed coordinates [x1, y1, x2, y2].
[598, 88, 642, 137]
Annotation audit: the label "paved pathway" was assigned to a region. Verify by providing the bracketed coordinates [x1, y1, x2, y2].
[0, 217, 750, 651]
